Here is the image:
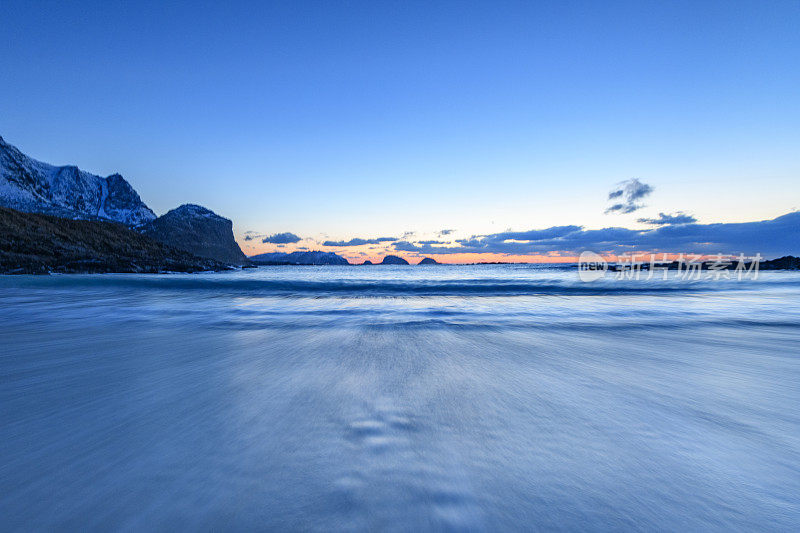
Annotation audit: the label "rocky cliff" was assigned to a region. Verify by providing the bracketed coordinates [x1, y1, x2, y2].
[141, 204, 248, 265]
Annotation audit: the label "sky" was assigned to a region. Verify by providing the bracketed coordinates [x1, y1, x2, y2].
[1, 0, 799, 262]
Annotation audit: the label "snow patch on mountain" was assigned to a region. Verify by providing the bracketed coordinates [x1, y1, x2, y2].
[0, 135, 156, 226]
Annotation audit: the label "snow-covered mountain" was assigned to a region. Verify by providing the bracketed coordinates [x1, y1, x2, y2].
[0, 135, 156, 226]
[250, 251, 350, 265]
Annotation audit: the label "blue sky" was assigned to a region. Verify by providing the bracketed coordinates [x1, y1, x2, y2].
[1, 1, 798, 260]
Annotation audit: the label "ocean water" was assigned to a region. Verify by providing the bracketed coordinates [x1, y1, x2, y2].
[1, 265, 799, 531]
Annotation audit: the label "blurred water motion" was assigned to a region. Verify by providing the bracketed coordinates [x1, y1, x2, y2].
[2, 265, 799, 530]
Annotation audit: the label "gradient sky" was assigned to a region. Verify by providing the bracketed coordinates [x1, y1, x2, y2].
[2, 0, 799, 261]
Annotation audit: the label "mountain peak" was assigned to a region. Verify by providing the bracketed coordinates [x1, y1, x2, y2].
[0, 134, 156, 226]
[166, 204, 227, 221]
[141, 203, 247, 265]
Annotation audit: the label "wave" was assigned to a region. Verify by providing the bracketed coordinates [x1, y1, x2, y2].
[0, 276, 729, 296]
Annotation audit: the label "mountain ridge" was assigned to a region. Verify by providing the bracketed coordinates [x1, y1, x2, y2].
[0, 136, 156, 226]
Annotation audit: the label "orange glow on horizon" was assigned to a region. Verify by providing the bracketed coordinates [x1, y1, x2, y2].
[239, 238, 721, 265]
[238, 238, 581, 264]
[239, 236, 741, 265]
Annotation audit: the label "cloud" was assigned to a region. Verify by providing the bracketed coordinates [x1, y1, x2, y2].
[322, 237, 397, 247]
[437, 229, 455, 237]
[262, 232, 302, 244]
[390, 212, 800, 256]
[605, 178, 654, 214]
[638, 212, 697, 225]
[393, 240, 433, 252]
[605, 203, 640, 214]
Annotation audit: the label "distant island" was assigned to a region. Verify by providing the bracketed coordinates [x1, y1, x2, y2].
[250, 251, 349, 265]
[380, 255, 409, 265]
[245, 254, 445, 266]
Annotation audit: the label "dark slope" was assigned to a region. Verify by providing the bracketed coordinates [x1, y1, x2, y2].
[141, 204, 248, 265]
[0, 206, 226, 273]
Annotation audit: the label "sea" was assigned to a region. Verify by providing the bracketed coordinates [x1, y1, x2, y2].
[1, 264, 799, 531]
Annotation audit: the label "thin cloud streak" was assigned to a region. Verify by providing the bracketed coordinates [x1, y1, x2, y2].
[638, 212, 697, 225]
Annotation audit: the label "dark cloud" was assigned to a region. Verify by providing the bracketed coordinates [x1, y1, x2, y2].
[393, 240, 430, 252]
[605, 179, 654, 214]
[628, 180, 654, 201]
[437, 229, 455, 237]
[477, 226, 584, 243]
[638, 212, 697, 225]
[605, 202, 639, 214]
[390, 212, 800, 256]
[323, 237, 397, 247]
[262, 232, 302, 244]
[449, 226, 583, 250]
